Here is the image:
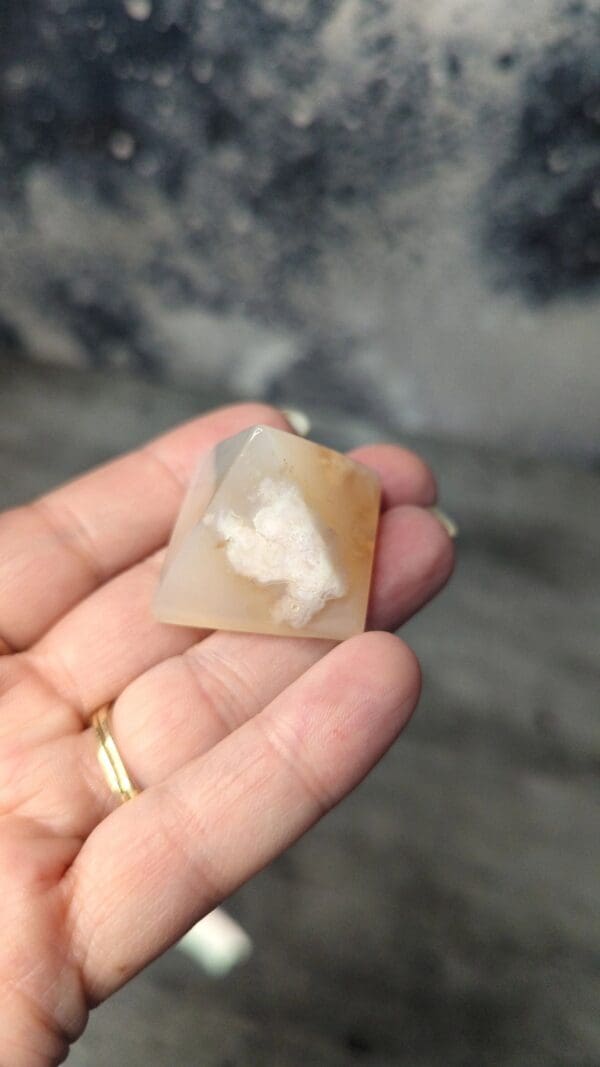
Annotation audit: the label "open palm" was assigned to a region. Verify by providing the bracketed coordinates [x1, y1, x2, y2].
[0, 404, 454, 1065]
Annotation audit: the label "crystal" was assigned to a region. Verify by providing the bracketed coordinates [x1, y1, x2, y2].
[154, 425, 381, 640]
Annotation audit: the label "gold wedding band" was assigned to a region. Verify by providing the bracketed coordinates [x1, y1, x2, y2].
[91, 703, 139, 803]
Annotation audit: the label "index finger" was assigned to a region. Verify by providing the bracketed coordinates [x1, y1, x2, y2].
[0, 403, 290, 650]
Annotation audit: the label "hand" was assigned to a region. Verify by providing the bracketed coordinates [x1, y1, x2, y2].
[0, 404, 454, 1065]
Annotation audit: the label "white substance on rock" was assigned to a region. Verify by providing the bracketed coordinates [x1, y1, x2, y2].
[206, 477, 346, 627]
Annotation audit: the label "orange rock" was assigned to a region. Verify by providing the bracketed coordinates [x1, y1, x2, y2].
[154, 425, 380, 640]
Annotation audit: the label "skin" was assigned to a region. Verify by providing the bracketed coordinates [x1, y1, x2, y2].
[0, 403, 454, 1065]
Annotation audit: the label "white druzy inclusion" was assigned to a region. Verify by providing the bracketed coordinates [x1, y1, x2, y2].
[206, 477, 347, 627]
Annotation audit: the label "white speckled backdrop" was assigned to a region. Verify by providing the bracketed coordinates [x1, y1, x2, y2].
[1, 0, 599, 453]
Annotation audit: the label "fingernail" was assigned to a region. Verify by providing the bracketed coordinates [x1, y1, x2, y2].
[428, 506, 459, 539]
[281, 408, 311, 437]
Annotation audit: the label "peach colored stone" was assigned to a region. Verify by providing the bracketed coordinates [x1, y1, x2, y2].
[154, 425, 380, 640]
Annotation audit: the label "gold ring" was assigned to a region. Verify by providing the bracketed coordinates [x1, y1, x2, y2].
[91, 703, 139, 803]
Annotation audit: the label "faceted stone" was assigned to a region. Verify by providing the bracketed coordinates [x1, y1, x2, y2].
[154, 425, 381, 640]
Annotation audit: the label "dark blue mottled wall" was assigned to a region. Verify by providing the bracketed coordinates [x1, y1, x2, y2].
[1, 0, 599, 451]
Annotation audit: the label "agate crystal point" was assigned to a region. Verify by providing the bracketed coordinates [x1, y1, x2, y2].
[154, 425, 381, 640]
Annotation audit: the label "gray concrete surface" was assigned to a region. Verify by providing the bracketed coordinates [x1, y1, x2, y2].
[0, 355, 598, 1066]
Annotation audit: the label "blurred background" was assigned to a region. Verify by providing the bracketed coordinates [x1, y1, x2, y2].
[1, 1, 599, 1064]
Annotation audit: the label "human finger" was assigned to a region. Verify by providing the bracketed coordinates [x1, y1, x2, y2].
[28, 505, 452, 839]
[30, 446, 441, 716]
[65, 631, 421, 1003]
[0, 403, 291, 650]
[349, 443, 437, 508]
